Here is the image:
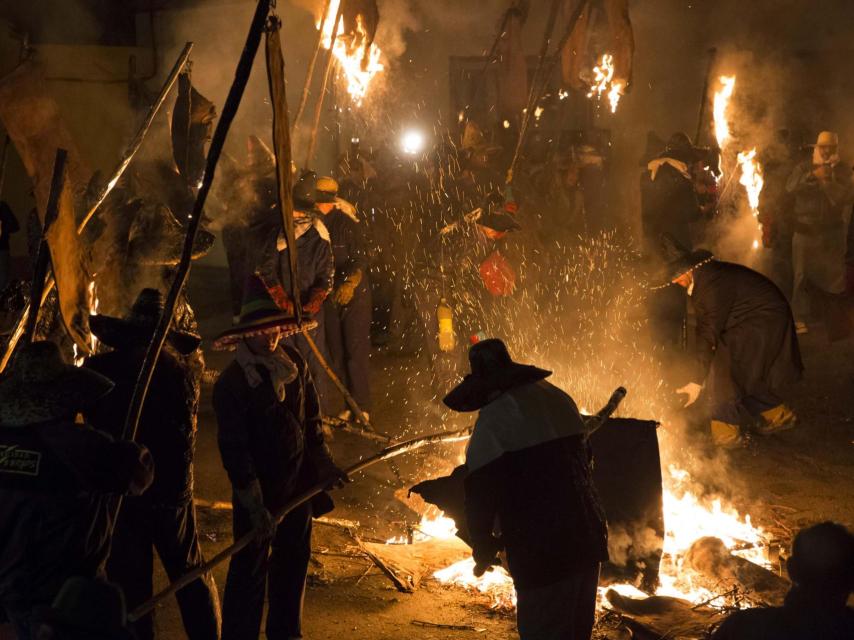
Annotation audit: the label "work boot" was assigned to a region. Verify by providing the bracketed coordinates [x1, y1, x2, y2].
[757, 404, 797, 435]
[710, 420, 743, 449]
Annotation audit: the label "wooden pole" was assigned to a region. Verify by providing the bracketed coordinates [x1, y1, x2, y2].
[0, 44, 194, 374]
[265, 14, 302, 326]
[294, 0, 332, 129]
[122, 1, 271, 442]
[506, 0, 589, 184]
[304, 2, 344, 169]
[22, 149, 66, 343]
[128, 425, 474, 621]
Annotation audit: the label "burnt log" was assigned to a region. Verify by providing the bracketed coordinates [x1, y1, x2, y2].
[683, 536, 790, 607]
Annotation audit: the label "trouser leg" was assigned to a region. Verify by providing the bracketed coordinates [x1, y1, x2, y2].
[515, 564, 601, 640]
[341, 285, 372, 411]
[152, 503, 221, 640]
[572, 564, 601, 640]
[221, 500, 270, 640]
[323, 299, 347, 416]
[791, 233, 811, 321]
[106, 500, 155, 640]
[265, 502, 312, 640]
[290, 318, 338, 415]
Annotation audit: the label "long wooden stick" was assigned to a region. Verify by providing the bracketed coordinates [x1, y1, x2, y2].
[22, 149, 67, 343]
[304, 1, 344, 169]
[694, 47, 718, 146]
[122, 2, 270, 442]
[128, 425, 474, 621]
[294, 0, 332, 129]
[78, 42, 194, 232]
[0, 44, 193, 374]
[506, 0, 589, 184]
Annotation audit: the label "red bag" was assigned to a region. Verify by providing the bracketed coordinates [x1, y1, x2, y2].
[479, 250, 516, 297]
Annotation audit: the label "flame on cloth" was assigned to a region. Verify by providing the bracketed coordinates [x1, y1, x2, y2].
[603, 464, 772, 607]
[533, 106, 544, 121]
[737, 148, 764, 250]
[586, 54, 625, 114]
[713, 75, 736, 151]
[319, 0, 384, 104]
[74, 280, 100, 367]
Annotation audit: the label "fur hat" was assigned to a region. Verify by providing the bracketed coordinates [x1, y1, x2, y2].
[0, 341, 114, 425]
[90, 288, 201, 356]
[443, 339, 551, 412]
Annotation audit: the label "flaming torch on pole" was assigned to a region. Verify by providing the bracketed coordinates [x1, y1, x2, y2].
[737, 148, 764, 250]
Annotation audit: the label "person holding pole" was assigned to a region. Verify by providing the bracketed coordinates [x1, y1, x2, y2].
[212, 276, 347, 640]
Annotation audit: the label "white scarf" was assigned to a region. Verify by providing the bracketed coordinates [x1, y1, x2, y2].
[465, 380, 586, 472]
[236, 342, 298, 401]
[648, 157, 691, 181]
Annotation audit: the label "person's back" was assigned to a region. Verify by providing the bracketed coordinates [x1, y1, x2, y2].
[713, 521, 854, 640]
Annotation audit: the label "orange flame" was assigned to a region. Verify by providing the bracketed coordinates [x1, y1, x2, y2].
[587, 54, 625, 114]
[713, 75, 736, 150]
[737, 148, 764, 250]
[319, 0, 384, 105]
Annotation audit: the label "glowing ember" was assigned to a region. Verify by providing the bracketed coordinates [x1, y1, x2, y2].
[533, 106, 544, 121]
[713, 75, 736, 150]
[587, 54, 624, 113]
[434, 559, 517, 610]
[737, 148, 764, 250]
[73, 280, 100, 366]
[319, 0, 384, 104]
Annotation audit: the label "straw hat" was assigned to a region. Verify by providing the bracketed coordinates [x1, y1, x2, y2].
[213, 275, 316, 350]
[0, 341, 114, 425]
[810, 131, 839, 148]
[90, 289, 201, 356]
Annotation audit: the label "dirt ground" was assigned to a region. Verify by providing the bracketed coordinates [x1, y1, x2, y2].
[147, 266, 853, 639]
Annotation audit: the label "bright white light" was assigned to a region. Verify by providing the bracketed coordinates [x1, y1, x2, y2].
[401, 129, 425, 155]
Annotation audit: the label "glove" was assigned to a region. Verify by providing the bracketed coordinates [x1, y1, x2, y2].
[235, 480, 277, 540]
[472, 536, 503, 577]
[334, 270, 363, 306]
[676, 382, 703, 407]
[302, 289, 327, 316]
[128, 445, 155, 496]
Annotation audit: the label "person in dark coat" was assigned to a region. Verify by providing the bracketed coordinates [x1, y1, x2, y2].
[212, 276, 347, 640]
[84, 289, 220, 640]
[784, 131, 854, 333]
[711, 521, 853, 640]
[413, 199, 521, 399]
[0, 341, 153, 639]
[315, 176, 372, 421]
[444, 339, 608, 640]
[660, 235, 804, 448]
[256, 171, 337, 416]
[32, 577, 135, 640]
[640, 132, 706, 348]
[0, 201, 19, 291]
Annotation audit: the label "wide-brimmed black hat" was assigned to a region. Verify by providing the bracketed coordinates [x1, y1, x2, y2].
[90, 289, 202, 356]
[443, 339, 551, 412]
[654, 233, 714, 286]
[0, 341, 114, 424]
[213, 275, 316, 350]
[33, 577, 134, 640]
[660, 131, 707, 164]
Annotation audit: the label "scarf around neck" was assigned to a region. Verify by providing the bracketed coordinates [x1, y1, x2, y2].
[236, 342, 298, 401]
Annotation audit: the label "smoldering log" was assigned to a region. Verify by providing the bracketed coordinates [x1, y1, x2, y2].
[683, 536, 790, 607]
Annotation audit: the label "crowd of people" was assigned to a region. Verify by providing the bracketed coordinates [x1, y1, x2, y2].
[1, 106, 853, 639]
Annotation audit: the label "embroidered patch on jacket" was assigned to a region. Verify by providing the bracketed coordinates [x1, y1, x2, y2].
[0, 445, 41, 477]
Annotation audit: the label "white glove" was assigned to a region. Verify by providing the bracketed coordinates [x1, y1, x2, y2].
[676, 382, 703, 407]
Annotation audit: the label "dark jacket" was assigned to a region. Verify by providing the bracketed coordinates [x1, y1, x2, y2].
[0, 421, 149, 611]
[85, 346, 199, 506]
[640, 159, 701, 251]
[690, 261, 803, 397]
[711, 588, 854, 640]
[323, 207, 370, 289]
[414, 221, 501, 297]
[213, 344, 335, 511]
[786, 160, 854, 235]
[257, 218, 334, 315]
[465, 435, 609, 590]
